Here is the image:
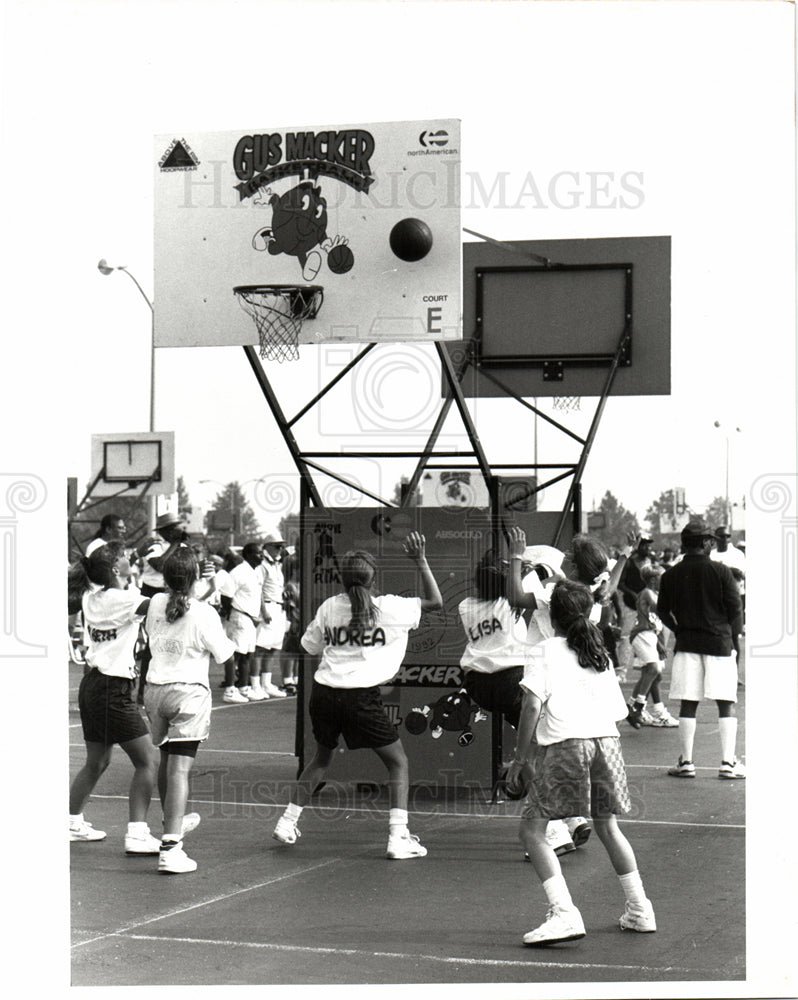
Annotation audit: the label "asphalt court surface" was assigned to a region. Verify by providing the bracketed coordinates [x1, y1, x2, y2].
[69, 659, 746, 988]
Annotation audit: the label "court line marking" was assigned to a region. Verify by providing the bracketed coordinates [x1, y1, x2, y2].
[89, 932, 730, 978]
[71, 857, 344, 950]
[82, 793, 744, 829]
[68, 743, 292, 756]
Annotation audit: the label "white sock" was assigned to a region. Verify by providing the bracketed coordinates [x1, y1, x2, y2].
[633, 694, 647, 705]
[542, 874, 574, 910]
[652, 702, 665, 715]
[719, 716, 738, 762]
[678, 716, 697, 761]
[69, 813, 84, 825]
[284, 802, 303, 823]
[389, 808, 409, 836]
[127, 821, 149, 836]
[250, 674, 262, 690]
[263, 672, 273, 688]
[619, 870, 647, 907]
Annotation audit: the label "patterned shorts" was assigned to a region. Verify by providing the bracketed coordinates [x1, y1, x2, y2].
[522, 736, 631, 819]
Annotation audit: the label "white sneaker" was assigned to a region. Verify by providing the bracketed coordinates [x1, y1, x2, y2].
[124, 827, 161, 855]
[719, 759, 746, 780]
[181, 812, 201, 836]
[263, 683, 287, 698]
[245, 686, 268, 701]
[223, 686, 248, 703]
[69, 819, 106, 842]
[386, 831, 427, 859]
[273, 814, 301, 845]
[546, 820, 576, 856]
[646, 709, 679, 727]
[523, 905, 586, 946]
[158, 840, 197, 874]
[619, 899, 657, 932]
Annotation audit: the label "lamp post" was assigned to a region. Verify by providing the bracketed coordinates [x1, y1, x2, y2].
[98, 259, 156, 531]
[713, 421, 741, 528]
[98, 260, 155, 432]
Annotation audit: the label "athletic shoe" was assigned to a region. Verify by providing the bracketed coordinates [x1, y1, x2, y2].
[546, 821, 576, 856]
[386, 832, 427, 859]
[719, 759, 746, 780]
[181, 812, 201, 835]
[223, 686, 248, 703]
[646, 709, 679, 728]
[638, 708, 656, 725]
[262, 683, 287, 698]
[69, 819, 106, 842]
[619, 899, 657, 932]
[272, 815, 301, 845]
[282, 684, 297, 696]
[523, 905, 586, 946]
[124, 827, 161, 855]
[158, 840, 197, 874]
[626, 701, 644, 729]
[568, 821, 592, 848]
[667, 757, 696, 778]
[245, 686, 268, 701]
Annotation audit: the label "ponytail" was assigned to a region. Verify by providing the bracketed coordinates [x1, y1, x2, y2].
[549, 579, 611, 672]
[68, 541, 126, 612]
[68, 557, 92, 614]
[162, 547, 198, 623]
[340, 550, 378, 628]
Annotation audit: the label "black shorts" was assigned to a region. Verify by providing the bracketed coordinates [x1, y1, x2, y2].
[463, 666, 523, 729]
[282, 631, 303, 656]
[309, 680, 398, 750]
[78, 668, 150, 745]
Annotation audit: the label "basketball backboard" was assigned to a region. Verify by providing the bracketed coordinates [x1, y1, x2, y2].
[89, 432, 175, 497]
[452, 235, 671, 398]
[154, 120, 462, 350]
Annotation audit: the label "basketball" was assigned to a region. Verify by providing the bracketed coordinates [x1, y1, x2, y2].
[404, 709, 428, 735]
[389, 217, 433, 262]
[503, 760, 533, 801]
[327, 243, 354, 275]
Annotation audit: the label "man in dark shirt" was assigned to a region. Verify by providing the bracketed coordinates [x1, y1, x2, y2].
[657, 520, 744, 780]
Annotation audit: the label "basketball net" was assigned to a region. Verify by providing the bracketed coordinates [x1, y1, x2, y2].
[552, 395, 581, 413]
[234, 285, 324, 362]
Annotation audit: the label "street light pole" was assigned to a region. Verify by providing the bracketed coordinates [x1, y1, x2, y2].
[713, 421, 741, 528]
[98, 259, 156, 531]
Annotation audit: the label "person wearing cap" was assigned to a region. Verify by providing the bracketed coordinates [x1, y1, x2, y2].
[710, 526, 746, 631]
[253, 532, 289, 699]
[657, 520, 745, 779]
[135, 512, 189, 702]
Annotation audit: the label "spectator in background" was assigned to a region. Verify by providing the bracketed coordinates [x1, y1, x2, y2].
[280, 549, 301, 695]
[222, 542, 265, 702]
[710, 526, 746, 629]
[617, 535, 654, 675]
[85, 514, 127, 558]
[254, 533, 289, 699]
[657, 520, 745, 780]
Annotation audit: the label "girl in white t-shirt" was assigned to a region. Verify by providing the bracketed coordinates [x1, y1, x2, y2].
[507, 579, 656, 947]
[68, 542, 162, 855]
[144, 547, 236, 874]
[273, 532, 442, 860]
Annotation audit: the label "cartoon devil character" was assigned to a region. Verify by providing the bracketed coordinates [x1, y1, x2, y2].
[252, 181, 352, 281]
[404, 688, 488, 746]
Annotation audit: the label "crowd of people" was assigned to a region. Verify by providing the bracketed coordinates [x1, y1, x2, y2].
[68, 510, 745, 944]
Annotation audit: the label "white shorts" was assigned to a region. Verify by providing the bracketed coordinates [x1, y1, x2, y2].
[144, 682, 211, 746]
[256, 605, 287, 650]
[225, 609, 257, 654]
[669, 651, 738, 703]
[631, 631, 662, 666]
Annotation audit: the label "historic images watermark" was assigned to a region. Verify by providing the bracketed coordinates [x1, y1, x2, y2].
[0, 474, 47, 658]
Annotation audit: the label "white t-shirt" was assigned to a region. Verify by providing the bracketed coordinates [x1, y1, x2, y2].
[520, 636, 628, 745]
[228, 561, 262, 619]
[261, 556, 284, 604]
[303, 593, 422, 688]
[710, 546, 746, 594]
[139, 536, 168, 589]
[458, 596, 528, 673]
[145, 593, 236, 688]
[82, 586, 146, 679]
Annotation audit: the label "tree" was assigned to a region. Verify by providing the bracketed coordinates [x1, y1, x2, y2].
[176, 475, 193, 522]
[592, 491, 641, 550]
[702, 496, 729, 530]
[206, 481, 261, 546]
[390, 475, 420, 507]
